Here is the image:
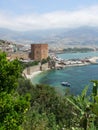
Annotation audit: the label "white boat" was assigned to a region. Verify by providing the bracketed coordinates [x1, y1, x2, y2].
[61, 82, 70, 87]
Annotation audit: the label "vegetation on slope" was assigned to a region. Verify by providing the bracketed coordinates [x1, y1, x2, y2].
[0, 51, 30, 130]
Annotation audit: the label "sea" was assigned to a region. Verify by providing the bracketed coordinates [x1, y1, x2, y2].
[31, 51, 98, 96]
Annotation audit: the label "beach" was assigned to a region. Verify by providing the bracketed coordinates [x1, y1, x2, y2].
[24, 70, 42, 79]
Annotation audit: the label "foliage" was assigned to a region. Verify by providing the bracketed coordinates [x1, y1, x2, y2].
[17, 78, 33, 95]
[41, 56, 50, 65]
[92, 96, 98, 116]
[41, 59, 47, 65]
[65, 82, 98, 130]
[18, 81, 60, 129]
[0, 51, 30, 130]
[22, 111, 59, 130]
[0, 92, 30, 130]
[0, 52, 21, 93]
[17, 80, 76, 129]
[19, 60, 39, 70]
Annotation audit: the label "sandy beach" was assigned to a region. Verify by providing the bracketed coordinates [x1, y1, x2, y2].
[25, 71, 42, 79]
[22, 63, 49, 80]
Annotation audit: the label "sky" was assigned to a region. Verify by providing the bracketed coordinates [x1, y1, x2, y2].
[0, 0, 98, 31]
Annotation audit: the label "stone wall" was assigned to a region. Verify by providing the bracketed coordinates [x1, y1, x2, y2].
[23, 63, 49, 75]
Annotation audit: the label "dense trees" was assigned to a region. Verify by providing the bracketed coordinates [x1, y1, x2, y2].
[0, 52, 21, 93]
[0, 52, 30, 130]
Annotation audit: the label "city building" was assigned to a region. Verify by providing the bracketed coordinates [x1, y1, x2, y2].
[30, 44, 48, 61]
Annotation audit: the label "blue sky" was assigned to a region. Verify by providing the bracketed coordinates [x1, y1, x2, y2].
[0, 0, 98, 31]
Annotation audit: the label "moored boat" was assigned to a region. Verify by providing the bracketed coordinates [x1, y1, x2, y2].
[61, 82, 70, 87]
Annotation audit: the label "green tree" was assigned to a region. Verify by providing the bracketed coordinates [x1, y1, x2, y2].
[0, 52, 21, 93]
[65, 84, 98, 130]
[0, 51, 30, 130]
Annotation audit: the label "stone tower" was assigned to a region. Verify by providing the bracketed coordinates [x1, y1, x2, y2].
[30, 44, 48, 61]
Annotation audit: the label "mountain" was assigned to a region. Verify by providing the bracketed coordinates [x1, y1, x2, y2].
[0, 26, 98, 47]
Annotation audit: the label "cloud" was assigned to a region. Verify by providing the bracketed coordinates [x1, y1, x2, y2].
[0, 5, 98, 31]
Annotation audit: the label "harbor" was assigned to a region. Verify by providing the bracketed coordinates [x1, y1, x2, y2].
[23, 51, 98, 80]
[49, 53, 98, 70]
[21, 51, 98, 96]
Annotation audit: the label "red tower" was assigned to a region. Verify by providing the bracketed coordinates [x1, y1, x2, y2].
[30, 44, 48, 61]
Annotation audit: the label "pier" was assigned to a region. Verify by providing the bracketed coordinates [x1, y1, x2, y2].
[49, 54, 98, 69]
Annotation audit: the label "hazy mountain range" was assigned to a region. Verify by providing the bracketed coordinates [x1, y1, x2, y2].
[0, 26, 98, 47]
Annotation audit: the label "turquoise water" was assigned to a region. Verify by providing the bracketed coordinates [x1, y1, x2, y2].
[31, 52, 98, 95]
[32, 64, 98, 95]
[57, 51, 98, 60]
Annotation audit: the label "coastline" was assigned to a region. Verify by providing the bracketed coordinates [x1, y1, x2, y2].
[24, 67, 50, 80]
[23, 56, 98, 81]
[24, 71, 42, 79]
[24, 63, 90, 80]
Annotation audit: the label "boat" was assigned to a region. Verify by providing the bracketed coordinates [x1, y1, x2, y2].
[61, 82, 70, 87]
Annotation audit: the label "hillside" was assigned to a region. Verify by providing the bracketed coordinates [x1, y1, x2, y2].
[0, 27, 98, 48]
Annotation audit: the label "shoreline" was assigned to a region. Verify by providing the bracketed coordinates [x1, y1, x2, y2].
[24, 67, 50, 80]
[24, 71, 42, 79]
[25, 63, 90, 80]
[24, 56, 98, 80]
